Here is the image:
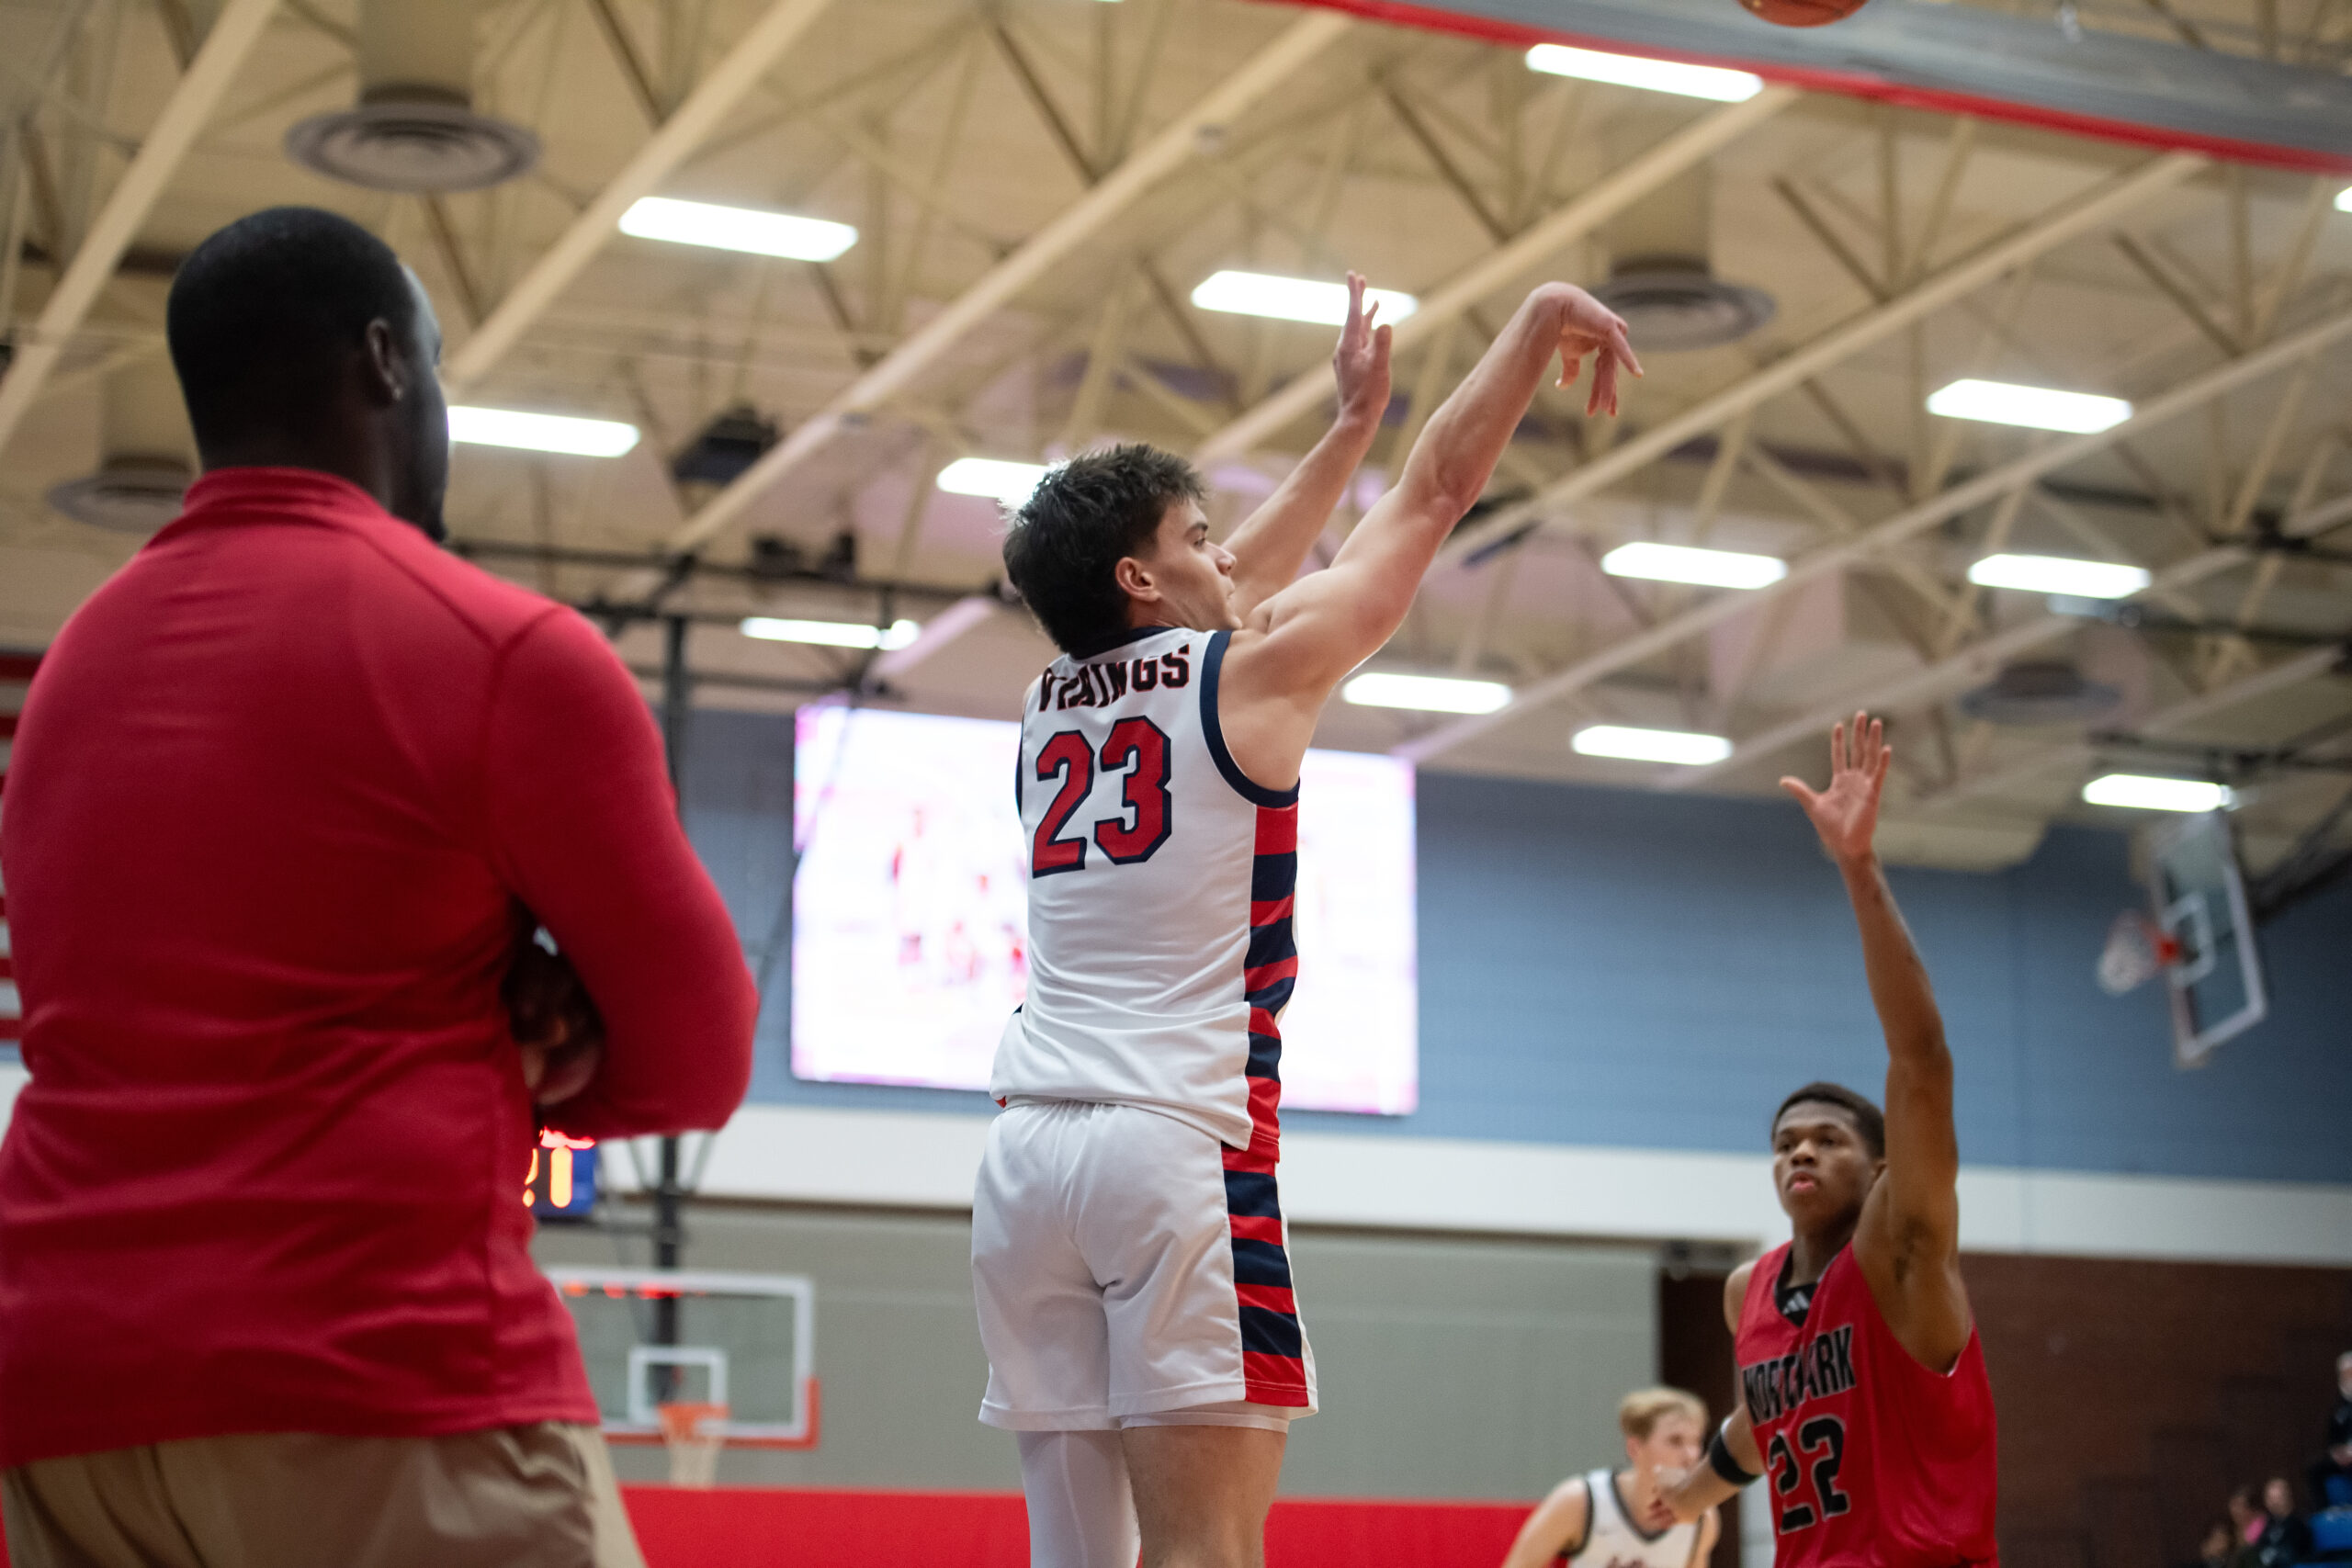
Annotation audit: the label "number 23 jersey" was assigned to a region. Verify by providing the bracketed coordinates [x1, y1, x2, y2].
[991, 626, 1295, 1158]
[1736, 1244, 1998, 1568]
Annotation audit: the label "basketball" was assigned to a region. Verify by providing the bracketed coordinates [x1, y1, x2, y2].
[1741, 0, 1871, 24]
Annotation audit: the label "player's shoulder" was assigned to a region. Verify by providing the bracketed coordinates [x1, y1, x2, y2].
[357, 520, 566, 646]
[1724, 1258, 1760, 1327]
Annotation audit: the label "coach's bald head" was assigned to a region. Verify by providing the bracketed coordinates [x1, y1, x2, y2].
[166, 206, 448, 537]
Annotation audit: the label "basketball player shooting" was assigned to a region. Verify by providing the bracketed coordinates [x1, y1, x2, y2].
[1662, 714, 1998, 1568]
[1498, 1388, 1720, 1568]
[976, 276, 1638, 1568]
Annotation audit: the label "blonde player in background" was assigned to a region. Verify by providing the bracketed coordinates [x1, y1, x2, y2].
[1501, 1389, 1722, 1568]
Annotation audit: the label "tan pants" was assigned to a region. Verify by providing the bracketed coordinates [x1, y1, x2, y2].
[1, 1423, 644, 1568]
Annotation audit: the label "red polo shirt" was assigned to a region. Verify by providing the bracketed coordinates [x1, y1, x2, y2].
[0, 467, 756, 1468]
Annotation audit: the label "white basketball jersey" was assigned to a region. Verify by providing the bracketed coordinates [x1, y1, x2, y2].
[990, 626, 1295, 1156]
[1566, 1471, 1700, 1568]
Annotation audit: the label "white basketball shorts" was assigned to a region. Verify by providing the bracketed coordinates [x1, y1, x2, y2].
[972, 1099, 1317, 1432]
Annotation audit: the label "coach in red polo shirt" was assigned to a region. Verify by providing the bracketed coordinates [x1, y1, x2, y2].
[0, 209, 756, 1566]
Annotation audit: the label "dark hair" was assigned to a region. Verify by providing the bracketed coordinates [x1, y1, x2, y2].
[1001, 443, 1205, 655]
[1771, 1081, 1886, 1158]
[166, 206, 417, 452]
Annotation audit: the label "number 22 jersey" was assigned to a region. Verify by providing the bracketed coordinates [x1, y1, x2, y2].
[1736, 1243, 1998, 1568]
[990, 626, 1295, 1160]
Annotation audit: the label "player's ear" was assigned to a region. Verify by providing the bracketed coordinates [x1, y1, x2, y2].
[1114, 554, 1159, 603]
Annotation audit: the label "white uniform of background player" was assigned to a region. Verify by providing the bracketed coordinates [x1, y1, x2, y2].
[1498, 1389, 1722, 1568]
[977, 276, 1640, 1568]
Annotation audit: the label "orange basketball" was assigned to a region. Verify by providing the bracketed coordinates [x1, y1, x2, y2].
[1740, 0, 1871, 24]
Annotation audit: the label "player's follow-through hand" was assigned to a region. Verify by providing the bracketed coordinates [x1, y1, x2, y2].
[1541, 284, 1642, 418]
[1781, 710, 1890, 867]
[1332, 270, 1395, 424]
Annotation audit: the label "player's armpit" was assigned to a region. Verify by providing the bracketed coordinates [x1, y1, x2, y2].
[1499, 1477, 1591, 1568]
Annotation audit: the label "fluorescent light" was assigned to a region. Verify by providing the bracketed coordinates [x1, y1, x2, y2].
[447, 406, 639, 457]
[1190, 270, 1420, 327]
[1601, 541, 1787, 590]
[2336, 186, 2351, 214]
[1524, 43, 1762, 102]
[741, 616, 920, 651]
[2082, 774, 2233, 813]
[1927, 378, 2132, 434]
[938, 457, 1048, 507]
[1967, 553, 2152, 600]
[619, 196, 857, 262]
[1343, 672, 1511, 715]
[1572, 725, 1733, 765]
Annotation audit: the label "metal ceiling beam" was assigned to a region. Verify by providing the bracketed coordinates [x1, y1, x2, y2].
[1190, 86, 1796, 468]
[442, 0, 836, 394]
[1904, 639, 2348, 817]
[1437, 152, 2207, 568]
[0, 0, 278, 458]
[654, 8, 1353, 558]
[1396, 295, 2352, 765]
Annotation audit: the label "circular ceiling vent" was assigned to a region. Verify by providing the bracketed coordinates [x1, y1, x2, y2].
[1590, 259, 1776, 354]
[1958, 660, 2123, 726]
[47, 456, 193, 535]
[287, 89, 539, 194]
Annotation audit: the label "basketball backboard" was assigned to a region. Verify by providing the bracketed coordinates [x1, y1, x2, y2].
[544, 1267, 818, 1449]
[2148, 811, 2267, 1068]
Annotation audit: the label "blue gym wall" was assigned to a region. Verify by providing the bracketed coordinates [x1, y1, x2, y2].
[678, 707, 2352, 1189]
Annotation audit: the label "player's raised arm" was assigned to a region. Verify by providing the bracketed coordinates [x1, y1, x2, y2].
[1781, 714, 1972, 1371]
[1226, 283, 1637, 706]
[1220, 272, 1393, 619]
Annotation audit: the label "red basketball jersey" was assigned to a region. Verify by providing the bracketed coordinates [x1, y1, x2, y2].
[1735, 1243, 1998, 1568]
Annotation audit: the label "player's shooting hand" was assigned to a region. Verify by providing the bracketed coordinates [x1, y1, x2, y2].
[505, 935, 607, 1109]
[1332, 270, 1394, 426]
[1542, 285, 1642, 419]
[1781, 710, 1891, 869]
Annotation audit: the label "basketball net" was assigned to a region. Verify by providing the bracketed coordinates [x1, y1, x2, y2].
[656, 1401, 729, 1488]
[2097, 910, 2183, 997]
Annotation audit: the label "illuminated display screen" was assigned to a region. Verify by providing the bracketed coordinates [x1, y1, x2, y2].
[527, 1131, 597, 1218]
[791, 705, 1418, 1115]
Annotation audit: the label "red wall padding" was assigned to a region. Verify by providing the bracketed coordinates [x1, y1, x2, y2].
[619, 1485, 1532, 1568]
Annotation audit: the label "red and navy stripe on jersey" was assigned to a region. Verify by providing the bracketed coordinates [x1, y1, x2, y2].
[1227, 800, 1308, 1406]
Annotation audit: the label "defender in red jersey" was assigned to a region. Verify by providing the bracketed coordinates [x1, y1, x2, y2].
[1665, 715, 1998, 1568]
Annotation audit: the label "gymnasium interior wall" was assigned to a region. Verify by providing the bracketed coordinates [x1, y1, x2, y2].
[679, 706, 2352, 1190]
[533, 1207, 1659, 1498]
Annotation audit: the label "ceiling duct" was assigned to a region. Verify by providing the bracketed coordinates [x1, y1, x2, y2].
[47, 356, 196, 534]
[286, 0, 538, 193]
[1957, 659, 2123, 726]
[1589, 166, 1773, 353]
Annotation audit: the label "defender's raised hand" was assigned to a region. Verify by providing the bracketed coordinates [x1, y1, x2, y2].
[1332, 270, 1394, 424]
[1781, 711, 1890, 867]
[1545, 285, 1642, 417]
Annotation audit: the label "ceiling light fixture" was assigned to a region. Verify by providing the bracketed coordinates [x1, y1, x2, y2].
[1190, 270, 1419, 327]
[619, 197, 858, 262]
[2081, 774, 2233, 813]
[1343, 672, 1512, 715]
[1571, 725, 1734, 765]
[937, 457, 1050, 507]
[1926, 378, 2132, 434]
[447, 406, 639, 457]
[1523, 43, 1763, 103]
[1967, 553, 2151, 600]
[1600, 541, 1787, 590]
[741, 616, 921, 651]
